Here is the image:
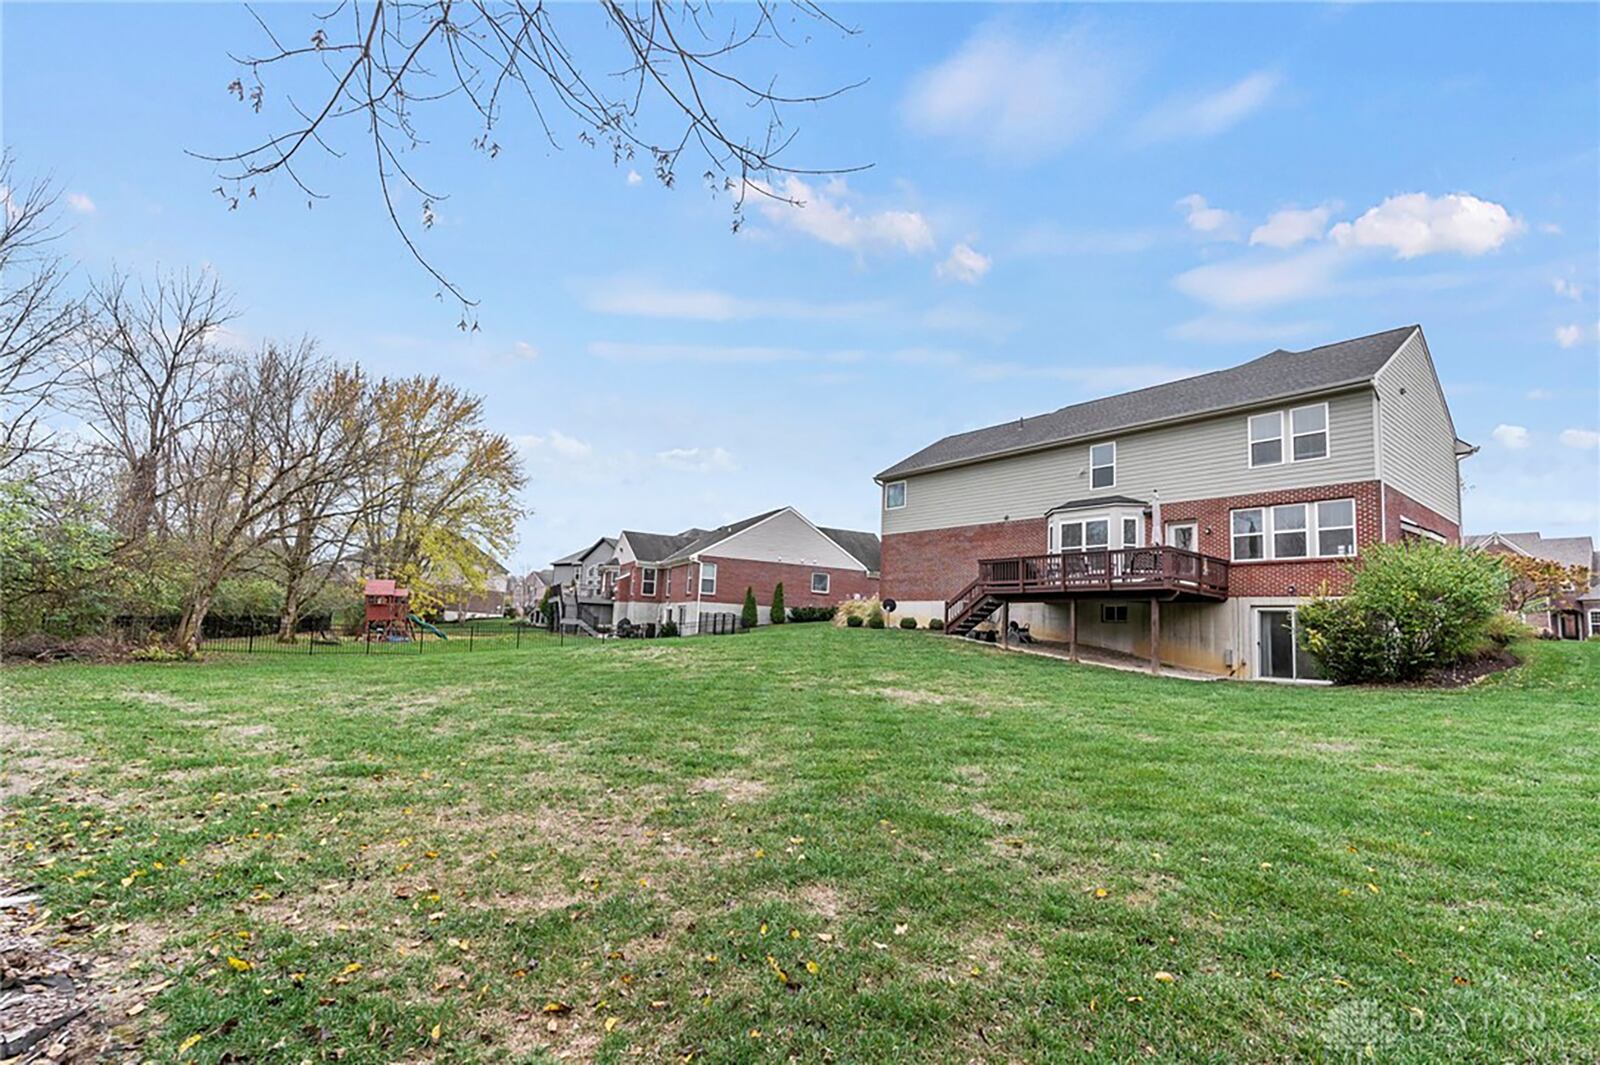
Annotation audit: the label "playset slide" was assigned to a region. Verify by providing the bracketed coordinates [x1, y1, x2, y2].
[408, 614, 448, 639]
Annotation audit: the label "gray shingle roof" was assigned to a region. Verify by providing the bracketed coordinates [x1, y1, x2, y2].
[551, 537, 616, 566]
[819, 527, 882, 574]
[1047, 495, 1148, 512]
[876, 325, 1420, 481]
[1467, 532, 1595, 570]
[622, 528, 710, 564]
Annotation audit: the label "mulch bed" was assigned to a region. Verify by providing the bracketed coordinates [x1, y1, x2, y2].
[0, 888, 140, 1063]
[1422, 648, 1521, 688]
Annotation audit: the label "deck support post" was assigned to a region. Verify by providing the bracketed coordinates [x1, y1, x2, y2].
[998, 601, 1009, 649]
[1149, 598, 1161, 675]
[1068, 600, 1078, 662]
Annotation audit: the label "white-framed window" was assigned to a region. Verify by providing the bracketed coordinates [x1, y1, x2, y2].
[1101, 604, 1128, 623]
[1166, 522, 1198, 552]
[811, 572, 830, 595]
[1232, 508, 1266, 560]
[1589, 610, 1600, 637]
[1272, 504, 1309, 558]
[1316, 499, 1357, 556]
[1090, 442, 1116, 489]
[665, 568, 672, 597]
[1250, 403, 1329, 467]
[1122, 516, 1141, 548]
[1291, 403, 1329, 461]
[885, 481, 906, 510]
[640, 567, 657, 596]
[700, 562, 717, 596]
[1248, 412, 1284, 467]
[1231, 498, 1359, 561]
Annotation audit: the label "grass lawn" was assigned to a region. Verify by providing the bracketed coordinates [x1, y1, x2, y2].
[2, 626, 1596, 1062]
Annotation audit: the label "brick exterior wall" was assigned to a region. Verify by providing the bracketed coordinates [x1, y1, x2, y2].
[1154, 481, 1382, 598]
[881, 517, 1047, 603]
[693, 555, 877, 613]
[1382, 483, 1461, 544]
[879, 480, 1464, 605]
[615, 560, 670, 604]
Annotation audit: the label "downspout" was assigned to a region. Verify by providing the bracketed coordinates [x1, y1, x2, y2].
[694, 555, 704, 634]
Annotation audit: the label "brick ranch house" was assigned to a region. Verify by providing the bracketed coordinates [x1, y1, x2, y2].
[874, 325, 1475, 681]
[1466, 531, 1598, 639]
[612, 507, 880, 633]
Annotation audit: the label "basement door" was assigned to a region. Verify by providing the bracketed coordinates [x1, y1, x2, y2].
[1255, 608, 1324, 681]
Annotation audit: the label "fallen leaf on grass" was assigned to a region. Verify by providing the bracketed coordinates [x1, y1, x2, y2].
[605, 1016, 620, 1032]
[430, 1023, 441, 1042]
[226, 955, 253, 972]
[178, 1033, 203, 1055]
[1153, 971, 1175, 983]
[542, 1001, 572, 1015]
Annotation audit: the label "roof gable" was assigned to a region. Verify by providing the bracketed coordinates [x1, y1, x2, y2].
[877, 325, 1418, 481]
[819, 527, 882, 574]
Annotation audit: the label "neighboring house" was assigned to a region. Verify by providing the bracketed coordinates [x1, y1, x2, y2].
[876, 325, 1473, 681]
[612, 507, 879, 632]
[511, 568, 555, 616]
[438, 553, 512, 621]
[550, 537, 618, 630]
[1466, 531, 1597, 639]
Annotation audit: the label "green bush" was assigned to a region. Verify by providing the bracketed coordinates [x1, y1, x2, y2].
[899, 616, 918, 629]
[1297, 542, 1509, 684]
[1481, 612, 1536, 648]
[788, 606, 836, 623]
[741, 587, 758, 630]
[660, 617, 679, 638]
[846, 615, 864, 628]
[867, 616, 886, 629]
[928, 618, 944, 631]
[770, 583, 785, 625]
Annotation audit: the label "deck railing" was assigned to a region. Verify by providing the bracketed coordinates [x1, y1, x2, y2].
[976, 546, 1229, 599]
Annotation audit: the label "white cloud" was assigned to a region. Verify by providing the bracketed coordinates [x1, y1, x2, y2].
[1329, 192, 1523, 259]
[1176, 194, 1241, 240]
[585, 281, 881, 322]
[901, 22, 1127, 161]
[1539, 222, 1563, 235]
[65, 192, 96, 214]
[1134, 70, 1281, 143]
[1559, 428, 1600, 450]
[936, 243, 992, 284]
[1526, 388, 1554, 401]
[626, 170, 643, 186]
[1169, 315, 1323, 344]
[512, 340, 538, 360]
[1552, 277, 1584, 301]
[1555, 324, 1584, 349]
[748, 176, 933, 255]
[1250, 203, 1337, 249]
[656, 446, 737, 473]
[1491, 424, 1531, 450]
[1173, 245, 1342, 309]
[518, 429, 592, 460]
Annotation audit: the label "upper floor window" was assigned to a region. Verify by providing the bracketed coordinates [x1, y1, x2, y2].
[1122, 516, 1140, 548]
[1232, 498, 1358, 561]
[640, 567, 657, 596]
[811, 572, 830, 595]
[885, 481, 906, 510]
[1291, 403, 1329, 461]
[1249, 403, 1329, 466]
[1249, 412, 1284, 467]
[1090, 442, 1116, 489]
[700, 562, 718, 596]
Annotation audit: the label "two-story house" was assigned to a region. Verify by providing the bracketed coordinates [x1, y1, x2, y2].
[550, 537, 619, 630]
[1466, 531, 1598, 639]
[612, 507, 880, 633]
[875, 325, 1473, 680]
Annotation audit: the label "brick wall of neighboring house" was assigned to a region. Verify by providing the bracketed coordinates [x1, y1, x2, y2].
[1381, 484, 1461, 544]
[614, 560, 670, 604]
[881, 517, 1048, 603]
[694, 555, 877, 613]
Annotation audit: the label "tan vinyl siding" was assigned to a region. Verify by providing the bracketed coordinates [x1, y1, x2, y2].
[707, 509, 865, 570]
[1373, 330, 1460, 523]
[883, 388, 1376, 534]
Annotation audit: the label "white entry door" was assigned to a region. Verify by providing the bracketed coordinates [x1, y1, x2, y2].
[1165, 522, 1198, 552]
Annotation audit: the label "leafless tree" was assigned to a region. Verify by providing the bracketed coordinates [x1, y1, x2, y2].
[0, 154, 84, 473]
[263, 359, 376, 641]
[202, 1, 864, 315]
[168, 341, 351, 654]
[67, 269, 236, 544]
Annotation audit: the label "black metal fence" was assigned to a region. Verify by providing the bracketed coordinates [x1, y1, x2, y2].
[200, 617, 539, 655]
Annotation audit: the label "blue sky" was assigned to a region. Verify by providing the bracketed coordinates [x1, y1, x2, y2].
[5, 2, 1597, 571]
